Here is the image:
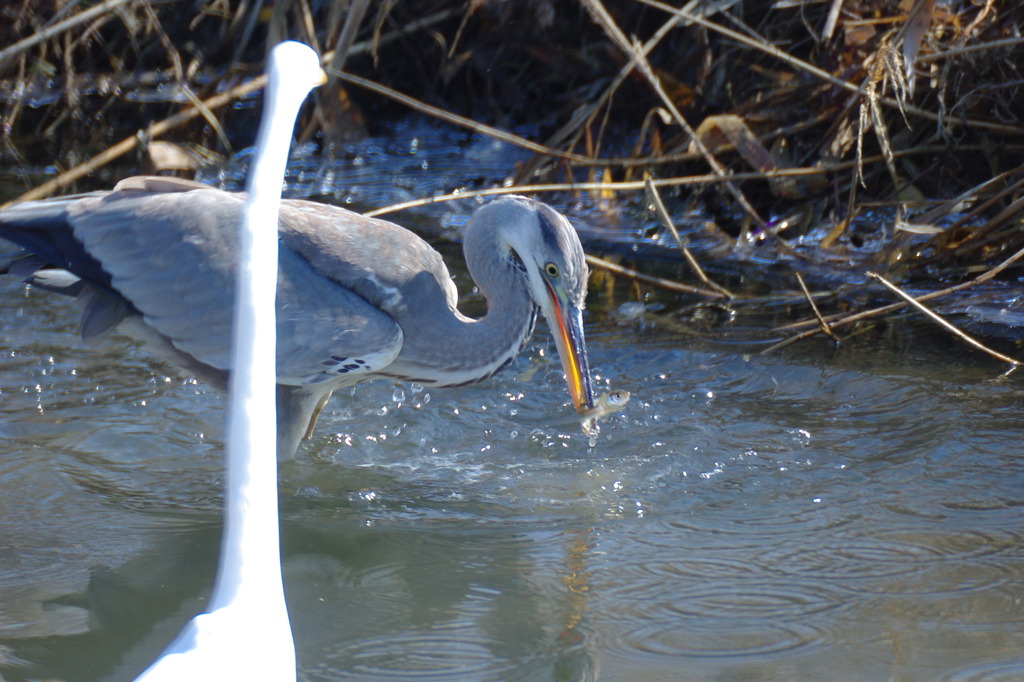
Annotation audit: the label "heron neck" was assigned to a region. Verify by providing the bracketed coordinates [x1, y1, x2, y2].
[383, 228, 537, 386]
[458, 261, 538, 380]
[429, 226, 538, 386]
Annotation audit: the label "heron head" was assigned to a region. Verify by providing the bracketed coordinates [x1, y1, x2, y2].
[471, 196, 596, 413]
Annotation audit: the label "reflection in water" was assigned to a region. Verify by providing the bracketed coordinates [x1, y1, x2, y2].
[3, 237, 1024, 679]
[555, 529, 598, 682]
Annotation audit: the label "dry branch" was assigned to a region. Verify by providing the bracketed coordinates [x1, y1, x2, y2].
[867, 270, 1021, 367]
[764, 245, 1024, 354]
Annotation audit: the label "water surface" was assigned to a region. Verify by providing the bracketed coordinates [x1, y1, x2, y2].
[1, 267, 1023, 680]
[1, 128, 1024, 680]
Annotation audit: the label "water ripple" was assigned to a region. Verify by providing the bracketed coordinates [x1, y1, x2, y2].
[760, 526, 1024, 599]
[939, 658, 1024, 681]
[610, 617, 829, 662]
[654, 581, 845, 620]
[311, 630, 525, 681]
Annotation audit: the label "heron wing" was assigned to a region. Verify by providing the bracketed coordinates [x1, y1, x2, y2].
[276, 201, 460, 315]
[64, 186, 402, 382]
[275, 246, 402, 385]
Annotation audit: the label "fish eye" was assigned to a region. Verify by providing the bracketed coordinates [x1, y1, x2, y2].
[545, 262, 559, 277]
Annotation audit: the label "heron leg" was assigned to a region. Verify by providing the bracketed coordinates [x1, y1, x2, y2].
[304, 391, 333, 440]
[276, 385, 333, 459]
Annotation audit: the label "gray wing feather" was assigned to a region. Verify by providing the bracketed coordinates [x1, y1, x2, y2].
[67, 188, 402, 381]
[70, 191, 238, 366]
[275, 247, 402, 384]
[276, 202, 460, 314]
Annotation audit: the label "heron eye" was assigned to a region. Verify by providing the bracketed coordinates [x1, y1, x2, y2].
[545, 263, 559, 278]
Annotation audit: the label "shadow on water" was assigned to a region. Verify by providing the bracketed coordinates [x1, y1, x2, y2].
[2, 132, 1024, 680]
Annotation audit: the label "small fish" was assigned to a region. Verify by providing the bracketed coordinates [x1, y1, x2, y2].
[583, 390, 631, 420]
[580, 389, 631, 441]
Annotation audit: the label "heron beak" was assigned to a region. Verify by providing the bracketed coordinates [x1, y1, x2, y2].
[544, 281, 596, 412]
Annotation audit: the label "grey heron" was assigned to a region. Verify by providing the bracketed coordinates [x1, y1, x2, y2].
[136, 40, 323, 680]
[0, 130, 596, 460]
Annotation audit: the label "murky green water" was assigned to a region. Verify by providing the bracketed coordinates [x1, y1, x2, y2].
[2, 267, 1023, 681]
[2, 129, 1024, 680]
